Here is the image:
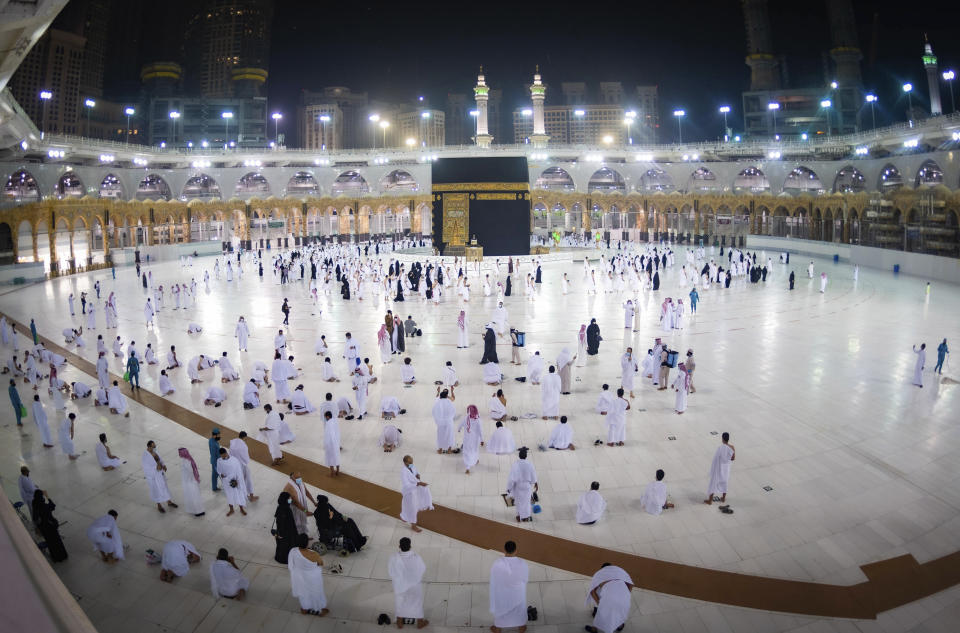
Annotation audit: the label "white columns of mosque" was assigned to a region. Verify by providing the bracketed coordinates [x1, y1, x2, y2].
[530, 66, 549, 148]
[474, 68, 493, 148]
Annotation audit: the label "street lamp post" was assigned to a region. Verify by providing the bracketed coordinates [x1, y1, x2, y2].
[943, 71, 956, 113]
[39, 91, 52, 138]
[767, 102, 780, 138]
[865, 94, 878, 131]
[673, 110, 685, 144]
[380, 119, 390, 148]
[169, 110, 180, 146]
[124, 107, 135, 144]
[624, 110, 636, 145]
[319, 114, 330, 150]
[469, 109, 479, 142]
[820, 99, 832, 137]
[718, 105, 730, 140]
[420, 111, 430, 147]
[271, 112, 283, 145]
[84, 98, 95, 137]
[221, 111, 234, 148]
[573, 109, 585, 144]
[369, 114, 380, 149]
[902, 83, 913, 124]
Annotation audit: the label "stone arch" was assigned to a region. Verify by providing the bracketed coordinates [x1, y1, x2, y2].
[417, 202, 432, 236]
[848, 208, 860, 243]
[587, 167, 625, 192]
[99, 173, 125, 199]
[235, 172, 271, 197]
[332, 170, 369, 196]
[4, 169, 41, 202]
[535, 166, 575, 190]
[136, 173, 172, 201]
[379, 169, 419, 193]
[57, 171, 85, 198]
[182, 173, 222, 200]
[783, 166, 824, 194]
[915, 160, 944, 188]
[878, 164, 903, 192]
[0, 222, 14, 262]
[833, 165, 865, 193]
[533, 202, 549, 229]
[641, 168, 673, 192]
[687, 167, 718, 193]
[733, 166, 769, 193]
[286, 171, 320, 197]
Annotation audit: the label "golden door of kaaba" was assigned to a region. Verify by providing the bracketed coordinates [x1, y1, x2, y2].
[441, 192, 469, 246]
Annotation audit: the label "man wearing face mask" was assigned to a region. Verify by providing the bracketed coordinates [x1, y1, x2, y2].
[283, 471, 317, 538]
[218, 447, 248, 517]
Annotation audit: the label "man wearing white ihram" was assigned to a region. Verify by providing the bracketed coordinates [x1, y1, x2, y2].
[141, 441, 178, 513]
[389, 537, 428, 629]
[400, 455, 432, 532]
[159, 540, 201, 582]
[584, 563, 635, 633]
[87, 510, 124, 562]
[704, 432, 735, 510]
[218, 447, 249, 516]
[489, 540, 529, 633]
[287, 545, 329, 616]
[506, 447, 538, 522]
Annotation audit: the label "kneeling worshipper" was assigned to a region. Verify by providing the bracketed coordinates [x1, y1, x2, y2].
[86, 510, 124, 562]
[219, 352, 239, 382]
[107, 381, 129, 417]
[379, 424, 402, 452]
[548, 415, 575, 450]
[389, 537, 428, 629]
[204, 386, 226, 406]
[160, 539, 201, 582]
[486, 421, 516, 454]
[380, 396, 405, 419]
[243, 379, 260, 409]
[640, 469, 674, 516]
[289, 384, 316, 414]
[584, 564, 635, 633]
[482, 361, 502, 385]
[158, 370, 175, 395]
[210, 548, 249, 600]
[489, 541, 529, 633]
[95, 433, 124, 470]
[576, 482, 607, 525]
[288, 543, 329, 616]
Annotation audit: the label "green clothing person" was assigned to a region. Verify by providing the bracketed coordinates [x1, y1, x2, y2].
[126, 353, 141, 389]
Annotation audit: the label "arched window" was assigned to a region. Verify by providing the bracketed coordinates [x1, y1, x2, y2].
[181, 174, 221, 200]
[587, 167, 625, 192]
[878, 164, 903, 192]
[331, 170, 369, 195]
[235, 172, 271, 197]
[641, 168, 673, 192]
[379, 170, 419, 193]
[287, 171, 320, 197]
[915, 160, 943, 188]
[99, 174, 125, 199]
[3, 169, 41, 202]
[57, 172, 85, 198]
[833, 166, 865, 193]
[687, 167, 718, 192]
[535, 166, 575, 190]
[783, 166, 824, 195]
[136, 173, 172, 201]
[733, 167, 769, 193]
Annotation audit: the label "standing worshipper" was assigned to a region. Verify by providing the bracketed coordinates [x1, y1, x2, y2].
[556, 347, 575, 394]
[323, 410, 341, 477]
[506, 448, 538, 522]
[457, 404, 484, 474]
[541, 366, 561, 420]
[789, 270, 795, 290]
[480, 323, 499, 364]
[620, 348, 638, 399]
[9, 378, 24, 427]
[58, 412, 78, 459]
[584, 564, 635, 633]
[685, 349, 697, 393]
[672, 362, 690, 414]
[935, 339, 949, 374]
[288, 543, 329, 616]
[126, 351, 140, 390]
[142, 441, 178, 513]
[18, 466, 43, 522]
[605, 388, 630, 447]
[689, 287, 699, 314]
[820, 272, 828, 293]
[31, 395, 54, 447]
[432, 387, 457, 453]
[283, 472, 316, 537]
[259, 404, 284, 465]
[228, 432, 258, 502]
[389, 537, 428, 629]
[208, 428, 221, 492]
[623, 300, 635, 329]
[457, 310, 469, 349]
[912, 343, 926, 387]
[703, 432, 735, 507]
[586, 318, 601, 356]
[273, 492, 300, 563]
[30, 318, 38, 345]
[235, 316, 250, 351]
[87, 510, 124, 562]
[218, 447, 249, 516]
[489, 541, 529, 633]
[400, 455, 433, 532]
[178, 447, 205, 516]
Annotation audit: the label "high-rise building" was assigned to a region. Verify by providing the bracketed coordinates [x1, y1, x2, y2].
[182, 0, 273, 98]
[146, 96, 267, 147]
[599, 82, 624, 105]
[399, 109, 445, 148]
[561, 82, 587, 106]
[634, 85, 659, 144]
[299, 103, 342, 151]
[445, 93, 470, 145]
[513, 105, 627, 145]
[299, 87, 368, 149]
[487, 89, 502, 145]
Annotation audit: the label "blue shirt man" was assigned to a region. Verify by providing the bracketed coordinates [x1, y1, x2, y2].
[9, 379, 23, 426]
[935, 339, 949, 374]
[208, 428, 221, 491]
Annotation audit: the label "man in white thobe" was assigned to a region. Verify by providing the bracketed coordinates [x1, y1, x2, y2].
[506, 448, 538, 522]
[704, 432, 735, 506]
[210, 548, 249, 600]
[576, 482, 606, 524]
[31, 395, 54, 447]
[431, 388, 457, 453]
[228, 432, 258, 501]
[217, 448, 249, 516]
[526, 351, 544, 385]
[323, 411, 341, 477]
[142, 441, 177, 512]
[219, 352, 239, 381]
[18, 466, 42, 522]
[288, 547, 328, 615]
[87, 510, 124, 562]
[540, 365, 561, 419]
[584, 564, 635, 633]
[400, 455, 432, 532]
[641, 469, 674, 515]
[547, 415, 575, 450]
[242, 379, 260, 408]
[489, 541, 529, 632]
[160, 540, 201, 582]
[605, 388, 629, 446]
[258, 404, 284, 465]
[595, 384, 614, 414]
[912, 344, 926, 387]
[389, 537, 428, 628]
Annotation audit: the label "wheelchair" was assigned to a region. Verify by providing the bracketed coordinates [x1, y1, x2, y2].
[310, 527, 353, 557]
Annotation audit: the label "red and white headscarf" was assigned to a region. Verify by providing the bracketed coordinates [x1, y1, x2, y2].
[677, 362, 690, 391]
[378, 324, 388, 345]
[465, 404, 479, 431]
[578, 324, 587, 344]
[179, 447, 200, 482]
[457, 310, 466, 330]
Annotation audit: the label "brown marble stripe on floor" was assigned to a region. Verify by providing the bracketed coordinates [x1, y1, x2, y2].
[7, 310, 960, 620]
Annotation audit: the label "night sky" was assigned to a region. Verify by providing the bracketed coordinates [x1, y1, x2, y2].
[135, 0, 960, 145]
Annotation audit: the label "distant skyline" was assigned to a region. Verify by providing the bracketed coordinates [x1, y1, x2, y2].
[124, 0, 960, 145]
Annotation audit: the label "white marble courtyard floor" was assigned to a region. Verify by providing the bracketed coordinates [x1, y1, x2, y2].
[2, 247, 959, 633]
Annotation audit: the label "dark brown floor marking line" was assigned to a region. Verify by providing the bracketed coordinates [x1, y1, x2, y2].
[7, 310, 960, 620]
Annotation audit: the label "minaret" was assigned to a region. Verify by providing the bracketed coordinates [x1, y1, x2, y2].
[923, 35, 942, 116]
[473, 67, 493, 148]
[741, 0, 779, 91]
[529, 66, 549, 147]
[826, 0, 863, 87]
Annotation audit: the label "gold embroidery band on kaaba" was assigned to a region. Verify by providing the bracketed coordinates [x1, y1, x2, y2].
[441, 192, 469, 246]
[432, 182, 530, 192]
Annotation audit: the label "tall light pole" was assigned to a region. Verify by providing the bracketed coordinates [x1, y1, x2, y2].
[369, 114, 380, 148]
[718, 105, 730, 140]
[820, 99, 832, 137]
[624, 110, 636, 145]
[84, 98, 95, 137]
[865, 94, 878, 131]
[673, 109, 685, 144]
[469, 109, 479, 142]
[124, 107, 135, 144]
[943, 70, 956, 113]
[221, 111, 233, 148]
[271, 112, 282, 145]
[168, 110, 180, 146]
[420, 111, 430, 147]
[573, 109, 585, 144]
[902, 83, 913, 124]
[767, 102, 780, 138]
[380, 119, 390, 148]
[39, 90, 52, 138]
[319, 114, 330, 150]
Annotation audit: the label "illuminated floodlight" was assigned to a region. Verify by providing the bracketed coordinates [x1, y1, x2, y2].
[319, 114, 331, 122]
[125, 107, 135, 116]
[574, 109, 585, 116]
[673, 110, 685, 117]
[369, 114, 380, 122]
[801, 133, 808, 140]
[221, 111, 233, 119]
[272, 112, 283, 120]
[40, 91, 52, 100]
[84, 98, 96, 108]
[767, 102, 780, 110]
[865, 94, 877, 103]
[718, 106, 730, 113]
[421, 111, 431, 119]
[169, 111, 181, 119]
[830, 81, 838, 89]
[820, 99, 832, 108]
[521, 108, 533, 116]
[469, 110, 479, 116]
[902, 83, 912, 93]
[903, 138, 919, 148]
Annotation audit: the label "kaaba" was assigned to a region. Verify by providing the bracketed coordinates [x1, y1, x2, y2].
[431, 157, 530, 256]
